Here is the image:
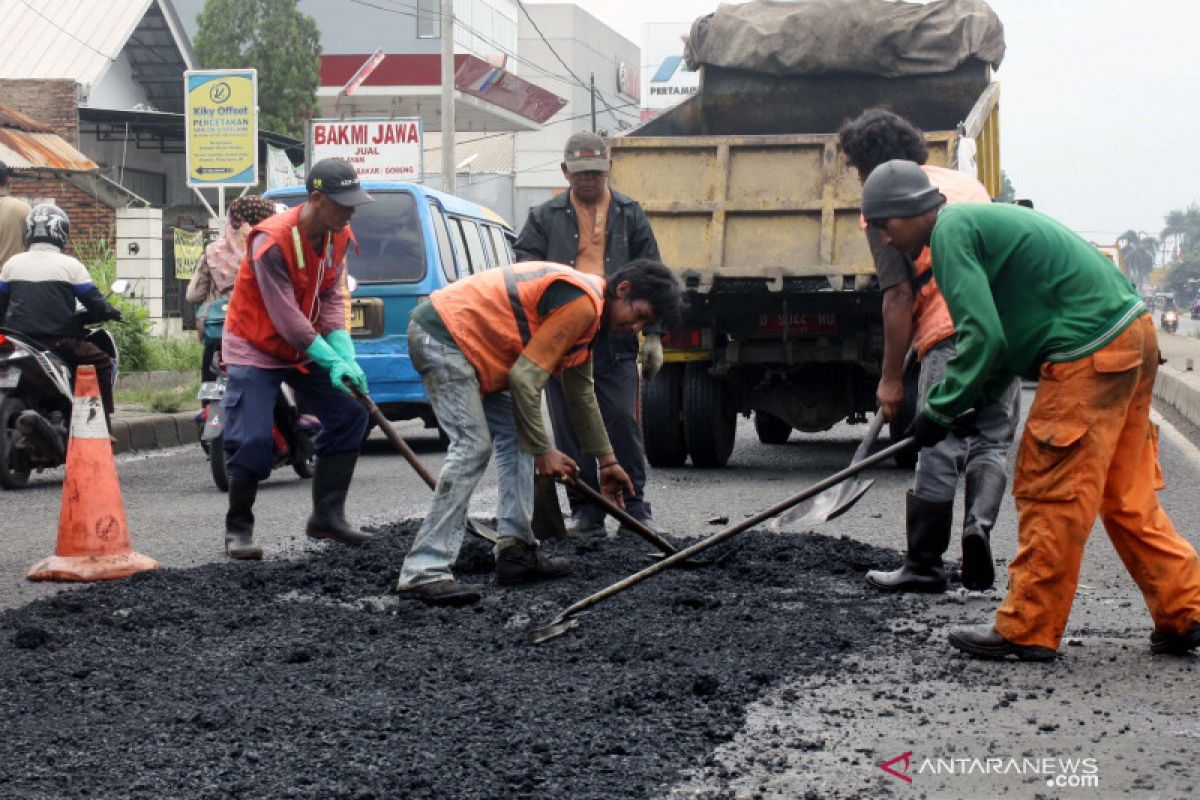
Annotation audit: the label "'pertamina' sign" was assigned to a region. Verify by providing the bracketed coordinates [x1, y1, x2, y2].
[309, 118, 423, 181]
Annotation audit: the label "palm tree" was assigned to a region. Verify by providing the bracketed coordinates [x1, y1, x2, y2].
[1117, 229, 1158, 287]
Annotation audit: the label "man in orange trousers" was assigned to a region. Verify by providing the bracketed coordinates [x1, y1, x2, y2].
[862, 159, 1200, 661]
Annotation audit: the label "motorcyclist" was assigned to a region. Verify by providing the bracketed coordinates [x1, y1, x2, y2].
[0, 204, 122, 424]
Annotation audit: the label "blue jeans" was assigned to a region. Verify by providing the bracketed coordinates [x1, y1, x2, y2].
[221, 362, 367, 483]
[913, 337, 1021, 503]
[398, 320, 535, 588]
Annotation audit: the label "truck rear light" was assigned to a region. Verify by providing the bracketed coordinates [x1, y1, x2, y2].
[663, 327, 702, 349]
[0, 334, 11, 352]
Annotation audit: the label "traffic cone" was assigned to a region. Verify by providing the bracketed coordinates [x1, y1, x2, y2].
[27, 366, 158, 582]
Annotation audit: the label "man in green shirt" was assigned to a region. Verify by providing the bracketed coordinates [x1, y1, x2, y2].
[860, 159, 1200, 661]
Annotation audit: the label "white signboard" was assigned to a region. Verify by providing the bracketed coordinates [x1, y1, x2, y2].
[641, 22, 700, 118]
[309, 118, 423, 181]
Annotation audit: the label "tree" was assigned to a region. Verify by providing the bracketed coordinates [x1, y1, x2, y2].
[194, 0, 321, 139]
[1117, 229, 1158, 288]
[1161, 205, 1200, 262]
[994, 170, 1016, 203]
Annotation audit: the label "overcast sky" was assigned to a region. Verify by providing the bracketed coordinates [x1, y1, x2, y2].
[544, 0, 1200, 244]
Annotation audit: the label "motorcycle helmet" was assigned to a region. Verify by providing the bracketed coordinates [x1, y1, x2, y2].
[24, 203, 70, 250]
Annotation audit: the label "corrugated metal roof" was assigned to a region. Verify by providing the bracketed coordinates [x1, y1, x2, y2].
[422, 132, 515, 175]
[0, 1, 194, 111]
[0, 101, 98, 172]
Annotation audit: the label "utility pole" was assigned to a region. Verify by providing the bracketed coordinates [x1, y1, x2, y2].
[440, 0, 456, 194]
[589, 72, 597, 133]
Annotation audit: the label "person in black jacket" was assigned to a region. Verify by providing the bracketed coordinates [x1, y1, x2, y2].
[513, 131, 665, 536]
[0, 204, 122, 422]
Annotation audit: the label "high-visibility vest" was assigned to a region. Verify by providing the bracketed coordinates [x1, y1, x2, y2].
[430, 261, 605, 393]
[225, 205, 353, 364]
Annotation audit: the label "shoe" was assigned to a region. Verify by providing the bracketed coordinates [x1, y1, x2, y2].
[495, 539, 570, 586]
[305, 452, 374, 546]
[948, 625, 1056, 661]
[567, 509, 606, 538]
[961, 463, 1006, 590]
[1150, 622, 1200, 655]
[866, 491, 951, 593]
[395, 578, 481, 607]
[225, 478, 263, 560]
[866, 564, 947, 592]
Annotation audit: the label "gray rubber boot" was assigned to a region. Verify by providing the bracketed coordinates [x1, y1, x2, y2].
[866, 491, 952, 592]
[305, 451, 373, 546]
[225, 478, 263, 560]
[961, 462, 1006, 590]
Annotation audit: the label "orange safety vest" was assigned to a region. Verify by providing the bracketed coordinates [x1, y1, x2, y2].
[910, 165, 993, 358]
[430, 261, 606, 394]
[225, 205, 354, 365]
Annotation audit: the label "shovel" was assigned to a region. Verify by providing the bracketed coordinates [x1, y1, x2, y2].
[773, 351, 916, 531]
[347, 384, 497, 544]
[530, 435, 914, 644]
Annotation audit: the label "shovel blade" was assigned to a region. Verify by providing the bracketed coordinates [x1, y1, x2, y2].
[772, 478, 876, 531]
[530, 615, 579, 644]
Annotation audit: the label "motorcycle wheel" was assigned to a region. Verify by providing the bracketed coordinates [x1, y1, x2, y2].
[291, 431, 316, 479]
[210, 433, 230, 492]
[0, 396, 32, 490]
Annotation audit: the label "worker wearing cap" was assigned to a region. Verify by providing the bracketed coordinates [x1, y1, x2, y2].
[514, 131, 665, 538]
[395, 259, 682, 605]
[220, 159, 373, 560]
[839, 109, 1020, 593]
[861, 159, 1200, 661]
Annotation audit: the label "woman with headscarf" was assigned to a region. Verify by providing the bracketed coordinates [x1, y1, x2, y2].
[187, 195, 277, 380]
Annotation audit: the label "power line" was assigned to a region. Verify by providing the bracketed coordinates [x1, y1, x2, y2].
[19, 0, 118, 62]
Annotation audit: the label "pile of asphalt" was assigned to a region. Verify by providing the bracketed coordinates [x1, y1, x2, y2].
[1, 522, 913, 799]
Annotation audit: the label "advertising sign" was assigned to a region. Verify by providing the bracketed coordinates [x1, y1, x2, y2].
[185, 69, 258, 187]
[309, 118, 424, 181]
[641, 23, 700, 119]
[616, 61, 640, 102]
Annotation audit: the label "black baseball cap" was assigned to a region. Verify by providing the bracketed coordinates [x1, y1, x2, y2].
[306, 158, 373, 207]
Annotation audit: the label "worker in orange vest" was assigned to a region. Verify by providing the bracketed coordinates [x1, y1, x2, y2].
[220, 159, 372, 560]
[395, 259, 682, 605]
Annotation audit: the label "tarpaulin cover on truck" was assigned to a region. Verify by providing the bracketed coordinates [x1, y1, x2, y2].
[684, 0, 1006, 77]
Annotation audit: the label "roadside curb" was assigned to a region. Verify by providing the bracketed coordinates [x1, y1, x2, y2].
[1153, 364, 1200, 429]
[111, 411, 200, 455]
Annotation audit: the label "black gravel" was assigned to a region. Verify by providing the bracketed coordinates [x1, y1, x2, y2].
[0, 522, 915, 800]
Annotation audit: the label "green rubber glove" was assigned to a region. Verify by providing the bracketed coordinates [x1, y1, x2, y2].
[326, 329, 369, 393]
[305, 335, 359, 395]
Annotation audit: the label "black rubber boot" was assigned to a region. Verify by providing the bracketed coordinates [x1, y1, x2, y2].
[225, 478, 263, 560]
[495, 538, 570, 586]
[866, 491, 951, 592]
[962, 463, 1006, 590]
[305, 452, 373, 546]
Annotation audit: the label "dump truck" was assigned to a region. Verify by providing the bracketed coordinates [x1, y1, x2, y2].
[610, 0, 1003, 468]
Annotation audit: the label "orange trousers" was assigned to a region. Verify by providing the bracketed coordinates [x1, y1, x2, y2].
[994, 314, 1200, 650]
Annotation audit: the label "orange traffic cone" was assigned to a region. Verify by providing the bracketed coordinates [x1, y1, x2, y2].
[26, 366, 157, 582]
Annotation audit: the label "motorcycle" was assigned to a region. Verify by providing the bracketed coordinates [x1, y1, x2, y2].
[1161, 308, 1179, 335]
[0, 279, 127, 490]
[194, 298, 319, 492]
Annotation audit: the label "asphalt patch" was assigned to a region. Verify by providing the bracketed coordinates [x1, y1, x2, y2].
[0, 522, 912, 799]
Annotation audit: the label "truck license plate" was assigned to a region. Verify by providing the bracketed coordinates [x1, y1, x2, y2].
[350, 303, 365, 330]
[758, 312, 837, 335]
[0, 366, 19, 389]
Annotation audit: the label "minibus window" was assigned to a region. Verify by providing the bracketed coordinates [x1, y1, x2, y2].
[479, 224, 499, 268]
[486, 225, 511, 267]
[446, 217, 472, 279]
[428, 202, 457, 282]
[341, 192, 426, 283]
[458, 218, 489, 274]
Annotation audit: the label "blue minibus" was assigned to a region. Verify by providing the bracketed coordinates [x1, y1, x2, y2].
[264, 182, 516, 432]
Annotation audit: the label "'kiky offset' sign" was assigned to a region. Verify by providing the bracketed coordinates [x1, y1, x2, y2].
[309, 118, 424, 181]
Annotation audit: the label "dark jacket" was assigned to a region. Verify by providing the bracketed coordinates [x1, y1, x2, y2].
[513, 188, 661, 358]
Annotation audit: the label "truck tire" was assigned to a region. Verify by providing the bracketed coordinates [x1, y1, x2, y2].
[683, 362, 736, 468]
[642, 363, 687, 467]
[753, 411, 792, 445]
[888, 358, 922, 470]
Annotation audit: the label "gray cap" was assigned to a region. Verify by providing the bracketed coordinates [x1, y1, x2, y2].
[861, 159, 946, 222]
[563, 131, 610, 173]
